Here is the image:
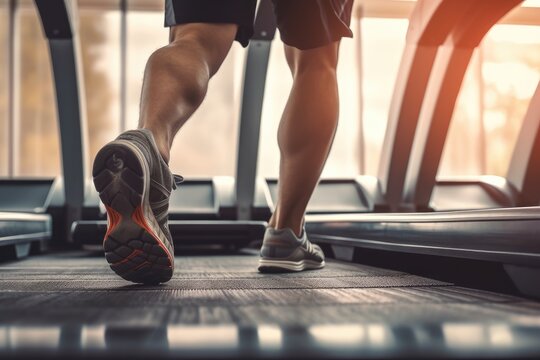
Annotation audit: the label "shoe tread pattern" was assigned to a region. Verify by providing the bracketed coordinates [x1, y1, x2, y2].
[93, 143, 173, 284]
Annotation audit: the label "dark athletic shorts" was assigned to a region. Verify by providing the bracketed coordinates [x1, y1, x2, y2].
[164, 0, 354, 50]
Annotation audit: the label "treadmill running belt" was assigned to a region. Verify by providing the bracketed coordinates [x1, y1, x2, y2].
[1, 252, 539, 358]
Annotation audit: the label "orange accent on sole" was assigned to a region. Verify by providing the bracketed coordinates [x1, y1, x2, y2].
[133, 259, 153, 271]
[113, 249, 143, 266]
[104, 206, 122, 242]
[131, 206, 173, 266]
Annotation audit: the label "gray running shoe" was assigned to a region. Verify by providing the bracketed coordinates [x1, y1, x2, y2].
[92, 129, 182, 284]
[258, 227, 325, 272]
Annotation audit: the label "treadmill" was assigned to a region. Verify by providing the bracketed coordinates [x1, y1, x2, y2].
[1, 0, 540, 358]
[0, 179, 53, 259]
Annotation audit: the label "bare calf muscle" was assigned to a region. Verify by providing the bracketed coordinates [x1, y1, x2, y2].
[139, 23, 238, 162]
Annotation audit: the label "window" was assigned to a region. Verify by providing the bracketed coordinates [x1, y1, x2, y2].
[257, 39, 291, 178]
[360, 17, 408, 176]
[4, 1, 245, 179]
[125, 10, 244, 177]
[257, 15, 409, 179]
[438, 51, 484, 176]
[482, 25, 540, 176]
[167, 47, 243, 177]
[0, 1, 8, 177]
[439, 23, 540, 177]
[124, 11, 166, 131]
[16, 2, 60, 177]
[3, 0, 539, 184]
[258, 16, 365, 178]
[79, 7, 121, 177]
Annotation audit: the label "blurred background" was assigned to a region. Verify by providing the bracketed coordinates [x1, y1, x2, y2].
[0, 0, 539, 179]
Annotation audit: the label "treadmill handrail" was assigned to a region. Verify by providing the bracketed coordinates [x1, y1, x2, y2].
[307, 206, 540, 223]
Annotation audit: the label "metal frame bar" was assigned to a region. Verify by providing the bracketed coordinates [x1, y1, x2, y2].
[34, 0, 88, 238]
[119, 0, 127, 132]
[477, 44, 487, 174]
[7, 0, 16, 177]
[507, 82, 540, 206]
[235, 0, 276, 221]
[402, 0, 522, 210]
[377, 0, 476, 211]
[306, 206, 540, 268]
[355, 5, 365, 175]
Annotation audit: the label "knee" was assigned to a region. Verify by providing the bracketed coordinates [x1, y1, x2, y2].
[285, 43, 339, 79]
[170, 23, 237, 75]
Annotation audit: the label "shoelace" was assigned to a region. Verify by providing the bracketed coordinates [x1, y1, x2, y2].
[172, 174, 184, 190]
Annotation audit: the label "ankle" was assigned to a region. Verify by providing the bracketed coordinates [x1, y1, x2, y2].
[268, 217, 303, 238]
[141, 125, 171, 164]
[157, 146, 170, 164]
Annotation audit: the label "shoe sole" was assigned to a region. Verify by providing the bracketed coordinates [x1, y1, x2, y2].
[258, 259, 325, 273]
[92, 140, 173, 284]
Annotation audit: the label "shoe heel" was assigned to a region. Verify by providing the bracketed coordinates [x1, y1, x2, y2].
[92, 143, 145, 211]
[92, 142, 173, 284]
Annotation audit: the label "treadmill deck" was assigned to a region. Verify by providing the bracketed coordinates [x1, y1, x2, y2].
[1, 252, 539, 358]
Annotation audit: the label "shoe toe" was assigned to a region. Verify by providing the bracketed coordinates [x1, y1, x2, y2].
[313, 244, 325, 261]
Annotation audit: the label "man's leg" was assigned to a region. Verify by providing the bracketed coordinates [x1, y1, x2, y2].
[93, 23, 237, 284]
[139, 23, 238, 163]
[268, 42, 340, 236]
